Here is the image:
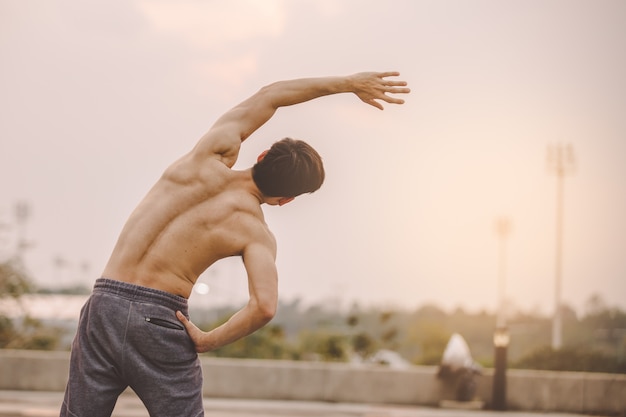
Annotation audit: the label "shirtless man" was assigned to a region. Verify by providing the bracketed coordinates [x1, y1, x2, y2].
[60, 71, 409, 417]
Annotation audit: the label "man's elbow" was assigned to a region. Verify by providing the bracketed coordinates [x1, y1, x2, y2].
[256, 82, 283, 110]
[255, 300, 277, 324]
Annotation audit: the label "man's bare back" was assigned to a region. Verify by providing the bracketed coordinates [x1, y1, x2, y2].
[102, 155, 275, 299]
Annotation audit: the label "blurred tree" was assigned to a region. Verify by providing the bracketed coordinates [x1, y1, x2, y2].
[0, 259, 31, 347]
[0, 315, 14, 347]
[187, 294, 626, 374]
[352, 332, 377, 357]
[417, 323, 450, 365]
[211, 324, 292, 359]
[379, 310, 394, 324]
[297, 329, 349, 362]
[381, 327, 399, 349]
[0, 259, 61, 349]
[204, 313, 294, 360]
[585, 293, 607, 317]
[320, 334, 347, 361]
[0, 258, 32, 299]
[513, 346, 626, 373]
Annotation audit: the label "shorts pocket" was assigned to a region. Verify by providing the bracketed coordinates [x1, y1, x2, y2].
[129, 303, 197, 366]
[144, 316, 184, 330]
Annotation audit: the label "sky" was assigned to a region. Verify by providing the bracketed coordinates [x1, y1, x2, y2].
[1, 0, 625, 317]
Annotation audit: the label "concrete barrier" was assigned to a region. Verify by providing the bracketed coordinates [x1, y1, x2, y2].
[0, 349, 69, 391]
[199, 357, 449, 405]
[0, 350, 624, 415]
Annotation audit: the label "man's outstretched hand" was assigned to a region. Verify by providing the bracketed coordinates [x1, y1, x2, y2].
[351, 71, 410, 110]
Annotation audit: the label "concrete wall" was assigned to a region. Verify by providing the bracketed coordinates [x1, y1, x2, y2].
[1, 350, 624, 415]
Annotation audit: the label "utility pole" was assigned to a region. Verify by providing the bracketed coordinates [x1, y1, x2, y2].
[547, 144, 575, 350]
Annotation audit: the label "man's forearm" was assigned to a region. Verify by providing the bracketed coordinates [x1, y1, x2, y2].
[261, 75, 353, 109]
[215, 75, 355, 145]
[196, 303, 273, 352]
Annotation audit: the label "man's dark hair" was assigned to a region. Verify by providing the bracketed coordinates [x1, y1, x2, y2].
[252, 138, 325, 198]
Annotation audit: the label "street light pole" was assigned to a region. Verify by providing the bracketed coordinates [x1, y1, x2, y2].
[492, 217, 511, 410]
[492, 327, 510, 410]
[547, 144, 575, 350]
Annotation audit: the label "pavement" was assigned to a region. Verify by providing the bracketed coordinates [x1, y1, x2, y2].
[0, 391, 600, 417]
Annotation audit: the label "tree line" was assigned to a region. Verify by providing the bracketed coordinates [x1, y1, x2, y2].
[1, 260, 625, 373]
[194, 295, 626, 373]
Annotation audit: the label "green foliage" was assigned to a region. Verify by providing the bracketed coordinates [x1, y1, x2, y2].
[352, 332, 377, 357]
[204, 312, 295, 360]
[3, 316, 60, 350]
[514, 346, 626, 374]
[0, 316, 14, 347]
[212, 324, 293, 360]
[0, 259, 32, 299]
[405, 320, 450, 365]
[296, 330, 349, 362]
[346, 314, 359, 327]
[199, 295, 626, 374]
[0, 259, 62, 350]
[319, 335, 347, 361]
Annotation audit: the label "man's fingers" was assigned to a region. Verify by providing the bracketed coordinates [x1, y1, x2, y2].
[176, 311, 190, 327]
[385, 80, 408, 87]
[176, 311, 206, 352]
[377, 71, 401, 78]
[382, 92, 407, 103]
[363, 98, 384, 110]
[378, 72, 410, 96]
[389, 86, 411, 93]
[384, 85, 411, 96]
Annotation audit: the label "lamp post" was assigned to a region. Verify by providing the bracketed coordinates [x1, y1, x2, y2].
[492, 217, 511, 410]
[492, 326, 510, 410]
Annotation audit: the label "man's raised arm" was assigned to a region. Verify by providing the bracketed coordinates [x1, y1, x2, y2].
[191, 72, 410, 167]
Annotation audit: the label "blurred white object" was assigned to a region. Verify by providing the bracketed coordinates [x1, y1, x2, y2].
[350, 349, 412, 369]
[438, 333, 482, 402]
[368, 349, 412, 369]
[441, 333, 475, 371]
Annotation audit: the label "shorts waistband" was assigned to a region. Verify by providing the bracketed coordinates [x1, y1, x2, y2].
[93, 278, 188, 314]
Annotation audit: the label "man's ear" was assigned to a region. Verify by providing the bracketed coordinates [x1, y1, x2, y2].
[257, 150, 269, 162]
[278, 197, 295, 206]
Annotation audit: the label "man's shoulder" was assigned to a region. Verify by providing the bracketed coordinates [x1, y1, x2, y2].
[230, 200, 275, 245]
[169, 151, 229, 172]
[160, 152, 235, 187]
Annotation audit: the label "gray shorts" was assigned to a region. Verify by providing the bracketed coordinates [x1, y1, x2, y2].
[60, 278, 204, 417]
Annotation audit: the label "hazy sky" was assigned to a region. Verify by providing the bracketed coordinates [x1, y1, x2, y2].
[1, 0, 625, 316]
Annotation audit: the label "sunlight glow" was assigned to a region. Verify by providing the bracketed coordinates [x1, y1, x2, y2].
[136, 0, 287, 48]
[194, 282, 210, 295]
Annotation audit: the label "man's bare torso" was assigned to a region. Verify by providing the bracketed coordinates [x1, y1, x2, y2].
[101, 154, 275, 298]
